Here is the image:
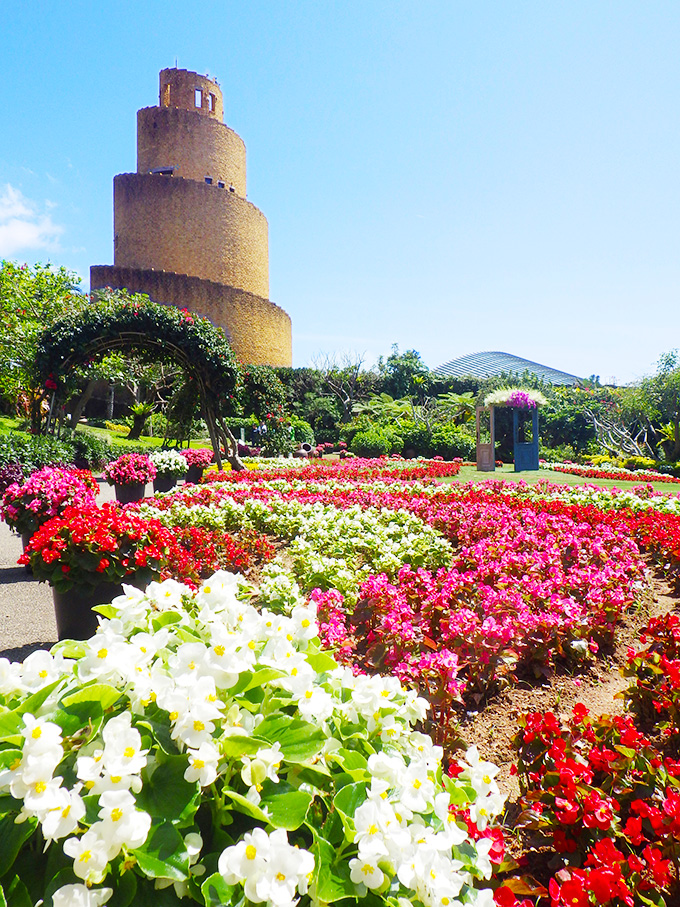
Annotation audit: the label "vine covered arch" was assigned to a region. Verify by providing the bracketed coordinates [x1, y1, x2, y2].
[35, 291, 245, 470]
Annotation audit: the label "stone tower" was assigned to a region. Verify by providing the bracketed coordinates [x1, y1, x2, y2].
[91, 68, 292, 366]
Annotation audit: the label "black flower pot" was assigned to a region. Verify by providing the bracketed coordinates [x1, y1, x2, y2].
[185, 465, 204, 484]
[52, 581, 126, 641]
[153, 474, 178, 494]
[114, 482, 146, 504]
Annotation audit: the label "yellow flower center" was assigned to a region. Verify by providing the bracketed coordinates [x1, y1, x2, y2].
[124, 747, 135, 758]
[193, 759, 205, 770]
[111, 808, 123, 822]
[39, 669, 48, 679]
[97, 648, 108, 659]
[246, 845, 257, 860]
[34, 781, 46, 793]
[362, 865, 375, 876]
[214, 645, 225, 657]
[169, 711, 179, 721]
[276, 872, 286, 881]
[193, 720, 205, 732]
[31, 727, 42, 739]
[79, 850, 92, 864]
[204, 586, 212, 594]
[413, 779, 422, 790]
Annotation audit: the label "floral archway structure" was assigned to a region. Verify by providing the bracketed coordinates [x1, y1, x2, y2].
[34, 292, 245, 470]
[482, 388, 547, 472]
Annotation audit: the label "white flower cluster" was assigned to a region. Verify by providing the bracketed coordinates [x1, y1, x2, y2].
[140, 488, 452, 602]
[0, 572, 502, 906]
[149, 448, 190, 478]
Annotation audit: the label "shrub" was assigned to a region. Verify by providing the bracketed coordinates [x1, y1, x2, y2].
[350, 426, 404, 457]
[290, 416, 315, 445]
[402, 423, 431, 457]
[70, 431, 113, 469]
[429, 424, 475, 460]
[0, 431, 74, 472]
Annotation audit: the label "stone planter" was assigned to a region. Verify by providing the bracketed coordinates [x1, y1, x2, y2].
[153, 474, 178, 494]
[185, 465, 204, 484]
[114, 482, 146, 504]
[52, 581, 126, 641]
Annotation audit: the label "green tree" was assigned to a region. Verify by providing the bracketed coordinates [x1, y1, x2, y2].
[618, 351, 680, 461]
[376, 345, 431, 400]
[0, 261, 84, 416]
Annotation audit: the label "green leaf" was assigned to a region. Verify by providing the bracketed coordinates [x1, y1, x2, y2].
[152, 612, 182, 631]
[223, 790, 271, 824]
[255, 715, 326, 763]
[107, 869, 137, 907]
[0, 751, 21, 772]
[305, 646, 338, 674]
[0, 681, 62, 742]
[132, 820, 189, 881]
[230, 668, 285, 697]
[3, 875, 31, 907]
[260, 790, 313, 830]
[220, 735, 263, 759]
[0, 883, 6, 907]
[61, 683, 122, 710]
[201, 872, 237, 907]
[0, 814, 36, 877]
[92, 604, 118, 619]
[329, 749, 369, 781]
[50, 640, 87, 660]
[48, 699, 104, 738]
[136, 756, 199, 824]
[333, 781, 369, 832]
[312, 834, 357, 903]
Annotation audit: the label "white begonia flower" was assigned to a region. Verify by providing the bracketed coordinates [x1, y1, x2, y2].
[398, 763, 436, 813]
[241, 743, 284, 798]
[289, 602, 318, 642]
[51, 884, 113, 907]
[63, 827, 112, 884]
[108, 584, 151, 631]
[40, 784, 86, 842]
[184, 740, 221, 787]
[20, 650, 64, 691]
[294, 682, 334, 723]
[77, 628, 130, 683]
[195, 570, 242, 615]
[349, 856, 385, 890]
[218, 826, 270, 901]
[96, 789, 152, 857]
[13, 775, 63, 817]
[472, 837, 494, 879]
[379, 715, 404, 745]
[101, 712, 148, 776]
[219, 827, 313, 907]
[0, 657, 23, 697]
[457, 746, 500, 799]
[406, 732, 444, 771]
[433, 792, 468, 846]
[467, 790, 505, 831]
[143, 577, 189, 610]
[21, 714, 63, 756]
[169, 641, 211, 684]
[352, 800, 391, 859]
[76, 749, 104, 792]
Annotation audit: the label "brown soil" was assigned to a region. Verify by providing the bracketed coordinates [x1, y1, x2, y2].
[460, 569, 677, 800]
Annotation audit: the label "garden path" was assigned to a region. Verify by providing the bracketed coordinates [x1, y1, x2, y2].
[0, 479, 116, 661]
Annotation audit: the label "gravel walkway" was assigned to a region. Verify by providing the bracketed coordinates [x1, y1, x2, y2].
[0, 479, 118, 663]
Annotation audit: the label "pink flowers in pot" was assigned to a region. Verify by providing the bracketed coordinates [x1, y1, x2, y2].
[103, 453, 156, 487]
[179, 447, 214, 469]
[1, 466, 98, 536]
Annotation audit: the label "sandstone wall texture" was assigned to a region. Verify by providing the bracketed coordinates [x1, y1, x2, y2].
[113, 173, 268, 297]
[91, 266, 292, 367]
[91, 67, 292, 366]
[137, 108, 247, 195]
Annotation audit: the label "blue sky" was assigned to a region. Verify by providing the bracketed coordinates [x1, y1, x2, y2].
[1, 1, 678, 384]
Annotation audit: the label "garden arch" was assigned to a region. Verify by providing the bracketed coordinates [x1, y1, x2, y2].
[34, 292, 245, 470]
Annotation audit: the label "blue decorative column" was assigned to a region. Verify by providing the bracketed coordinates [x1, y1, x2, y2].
[512, 407, 539, 471]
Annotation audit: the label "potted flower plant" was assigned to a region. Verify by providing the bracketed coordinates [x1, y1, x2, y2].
[103, 453, 156, 503]
[1, 466, 98, 554]
[19, 502, 175, 639]
[149, 449, 189, 493]
[180, 447, 214, 484]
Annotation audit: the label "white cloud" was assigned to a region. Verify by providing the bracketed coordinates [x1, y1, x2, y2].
[0, 184, 63, 256]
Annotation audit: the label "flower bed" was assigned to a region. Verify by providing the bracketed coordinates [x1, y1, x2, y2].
[149, 448, 189, 478]
[137, 469, 648, 737]
[544, 460, 680, 486]
[0, 572, 504, 906]
[514, 609, 680, 905]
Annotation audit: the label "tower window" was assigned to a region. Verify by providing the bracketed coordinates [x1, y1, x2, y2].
[205, 177, 213, 185]
[209, 93, 216, 112]
[195, 88, 202, 108]
[218, 181, 225, 189]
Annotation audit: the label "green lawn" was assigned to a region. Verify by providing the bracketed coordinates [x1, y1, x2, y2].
[442, 463, 680, 496]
